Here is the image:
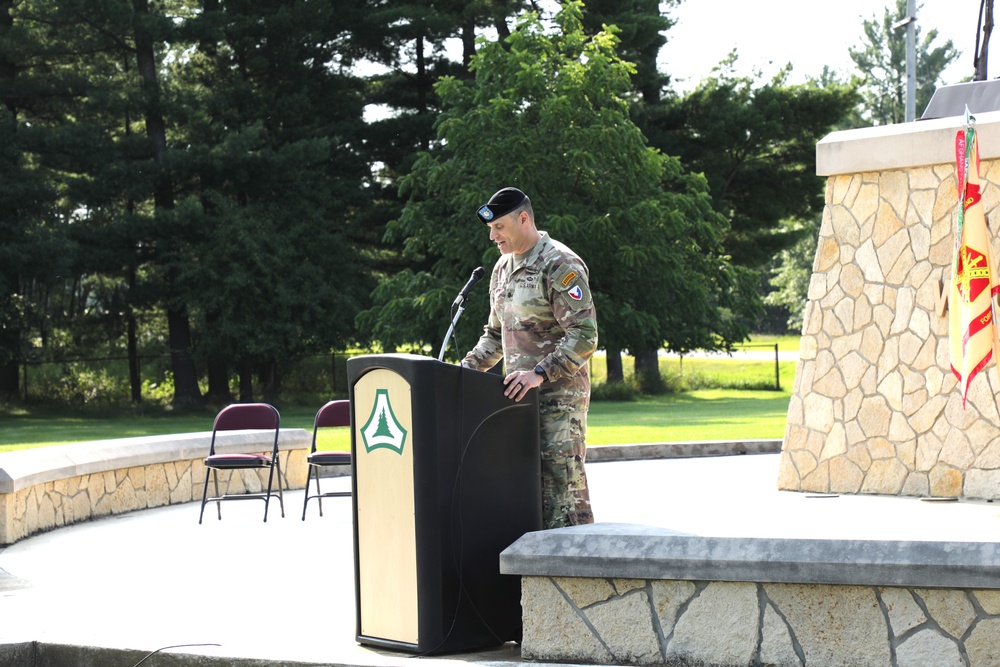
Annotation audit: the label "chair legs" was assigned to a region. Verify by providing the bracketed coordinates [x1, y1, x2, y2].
[198, 458, 285, 523]
[302, 463, 351, 520]
[199, 470, 211, 525]
[302, 465, 324, 520]
[263, 457, 284, 522]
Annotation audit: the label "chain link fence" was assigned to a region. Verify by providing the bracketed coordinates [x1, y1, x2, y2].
[15, 345, 789, 405]
[17, 352, 352, 405]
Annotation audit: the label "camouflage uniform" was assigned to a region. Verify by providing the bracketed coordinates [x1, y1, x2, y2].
[462, 232, 598, 528]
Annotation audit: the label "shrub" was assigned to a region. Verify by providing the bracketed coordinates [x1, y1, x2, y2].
[591, 381, 639, 402]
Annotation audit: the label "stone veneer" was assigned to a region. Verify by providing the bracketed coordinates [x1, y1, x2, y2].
[780, 109, 1000, 500]
[0, 430, 312, 545]
[520, 576, 1000, 667]
[502, 523, 1000, 667]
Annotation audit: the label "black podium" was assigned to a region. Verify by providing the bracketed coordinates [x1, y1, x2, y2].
[347, 353, 542, 655]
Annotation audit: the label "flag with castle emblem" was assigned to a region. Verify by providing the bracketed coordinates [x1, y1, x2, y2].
[950, 113, 1000, 407]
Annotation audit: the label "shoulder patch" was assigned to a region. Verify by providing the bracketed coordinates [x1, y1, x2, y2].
[552, 263, 591, 309]
[553, 264, 582, 290]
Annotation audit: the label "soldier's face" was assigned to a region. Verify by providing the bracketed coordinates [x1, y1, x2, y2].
[488, 211, 533, 255]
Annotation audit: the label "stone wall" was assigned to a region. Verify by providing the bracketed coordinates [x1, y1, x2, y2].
[521, 576, 1000, 667]
[779, 110, 1000, 500]
[0, 430, 312, 544]
[501, 523, 1000, 667]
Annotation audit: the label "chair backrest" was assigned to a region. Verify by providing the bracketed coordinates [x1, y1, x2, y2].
[214, 403, 280, 431]
[315, 400, 350, 429]
[209, 403, 280, 455]
[312, 400, 350, 451]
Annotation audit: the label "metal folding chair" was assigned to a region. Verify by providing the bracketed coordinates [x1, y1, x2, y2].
[198, 403, 285, 523]
[302, 399, 352, 520]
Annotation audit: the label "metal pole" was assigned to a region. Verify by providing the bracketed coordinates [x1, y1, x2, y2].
[975, 0, 994, 81]
[774, 343, 780, 391]
[437, 304, 467, 362]
[906, 0, 917, 122]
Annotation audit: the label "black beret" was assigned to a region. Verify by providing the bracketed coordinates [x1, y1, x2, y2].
[477, 187, 527, 224]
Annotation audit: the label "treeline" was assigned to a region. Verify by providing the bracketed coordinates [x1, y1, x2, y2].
[0, 0, 857, 406]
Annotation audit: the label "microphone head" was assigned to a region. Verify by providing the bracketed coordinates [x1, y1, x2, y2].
[472, 266, 485, 279]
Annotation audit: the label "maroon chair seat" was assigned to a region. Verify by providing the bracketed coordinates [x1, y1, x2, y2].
[307, 451, 352, 465]
[205, 453, 272, 468]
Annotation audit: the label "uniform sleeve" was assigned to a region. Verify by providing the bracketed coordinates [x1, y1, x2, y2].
[461, 263, 505, 371]
[537, 259, 598, 381]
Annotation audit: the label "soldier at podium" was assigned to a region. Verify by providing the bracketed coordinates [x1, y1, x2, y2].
[462, 187, 599, 529]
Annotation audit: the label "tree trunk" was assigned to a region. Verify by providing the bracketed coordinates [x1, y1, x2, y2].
[133, 0, 201, 405]
[126, 264, 142, 403]
[238, 360, 254, 402]
[166, 302, 201, 404]
[605, 348, 624, 384]
[633, 348, 663, 393]
[460, 18, 476, 74]
[0, 361, 18, 399]
[0, 0, 21, 400]
[126, 308, 141, 404]
[206, 356, 231, 404]
[260, 360, 279, 405]
[0, 0, 13, 91]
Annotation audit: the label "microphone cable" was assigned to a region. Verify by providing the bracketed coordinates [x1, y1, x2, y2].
[131, 643, 221, 666]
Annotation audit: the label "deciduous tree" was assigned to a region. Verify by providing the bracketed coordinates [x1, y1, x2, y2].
[359, 3, 759, 386]
[849, 0, 961, 125]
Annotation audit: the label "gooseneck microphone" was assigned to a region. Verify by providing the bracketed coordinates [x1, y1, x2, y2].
[439, 266, 486, 361]
[452, 266, 486, 308]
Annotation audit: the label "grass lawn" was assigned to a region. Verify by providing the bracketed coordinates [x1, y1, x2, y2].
[0, 386, 793, 454]
[0, 335, 801, 452]
[738, 334, 802, 352]
[588, 389, 790, 444]
[0, 404, 341, 453]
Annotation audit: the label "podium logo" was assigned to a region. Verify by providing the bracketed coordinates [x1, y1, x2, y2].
[360, 389, 407, 455]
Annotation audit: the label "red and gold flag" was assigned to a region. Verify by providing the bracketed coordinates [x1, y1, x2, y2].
[950, 120, 1000, 407]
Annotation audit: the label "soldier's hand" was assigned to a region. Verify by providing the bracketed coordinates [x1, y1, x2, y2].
[503, 370, 543, 402]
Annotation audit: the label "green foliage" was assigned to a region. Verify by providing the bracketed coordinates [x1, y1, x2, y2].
[590, 353, 791, 397]
[0, 380, 791, 450]
[1, 0, 376, 404]
[651, 59, 859, 269]
[142, 373, 175, 406]
[360, 2, 760, 360]
[578, 0, 677, 103]
[766, 219, 820, 332]
[752, 0, 959, 331]
[1, 0, 824, 405]
[849, 0, 961, 125]
[590, 381, 639, 402]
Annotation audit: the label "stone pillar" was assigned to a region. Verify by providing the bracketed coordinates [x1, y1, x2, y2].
[779, 110, 1000, 500]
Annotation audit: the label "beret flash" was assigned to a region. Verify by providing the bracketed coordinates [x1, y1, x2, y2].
[477, 187, 527, 224]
